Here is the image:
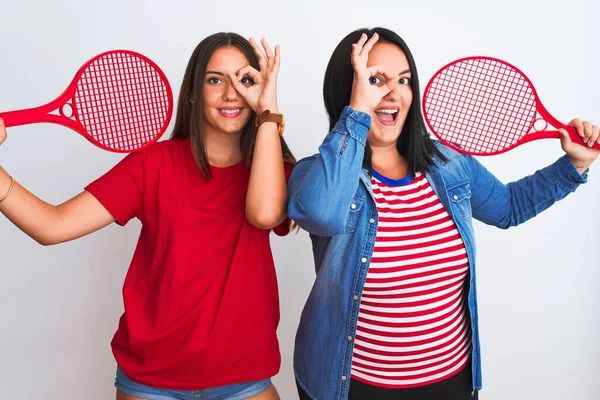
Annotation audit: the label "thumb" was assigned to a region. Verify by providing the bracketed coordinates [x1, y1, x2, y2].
[558, 128, 572, 151]
[0, 118, 7, 146]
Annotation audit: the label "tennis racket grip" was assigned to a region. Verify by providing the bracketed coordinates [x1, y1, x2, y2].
[529, 126, 600, 150]
[565, 126, 600, 150]
[0, 109, 44, 127]
[0, 107, 60, 128]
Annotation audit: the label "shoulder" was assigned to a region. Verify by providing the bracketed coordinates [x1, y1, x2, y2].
[430, 140, 467, 165]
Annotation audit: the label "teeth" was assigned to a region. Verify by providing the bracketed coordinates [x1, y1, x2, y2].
[221, 109, 240, 114]
[375, 109, 398, 114]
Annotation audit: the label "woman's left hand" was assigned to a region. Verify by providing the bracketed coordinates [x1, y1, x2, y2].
[229, 37, 280, 115]
[559, 119, 600, 173]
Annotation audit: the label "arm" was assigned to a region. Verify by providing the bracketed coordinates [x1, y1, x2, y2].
[289, 32, 394, 236]
[229, 38, 288, 229]
[469, 154, 587, 229]
[288, 107, 370, 236]
[0, 117, 145, 245]
[0, 168, 114, 245]
[246, 121, 287, 229]
[470, 119, 598, 229]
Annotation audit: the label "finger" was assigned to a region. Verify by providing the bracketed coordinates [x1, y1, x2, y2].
[590, 124, 600, 146]
[582, 120, 593, 144]
[249, 37, 268, 72]
[351, 43, 361, 68]
[360, 32, 379, 57]
[354, 33, 368, 53]
[366, 66, 388, 81]
[261, 38, 275, 70]
[227, 72, 247, 94]
[235, 65, 263, 85]
[568, 118, 584, 137]
[261, 37, 275, 59]
[272, 45, 281, 75]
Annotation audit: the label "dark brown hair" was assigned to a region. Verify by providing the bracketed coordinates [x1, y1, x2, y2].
[171, 32, 295, 178]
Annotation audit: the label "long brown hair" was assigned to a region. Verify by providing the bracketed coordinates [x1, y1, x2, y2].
[171, 32, 296, 178]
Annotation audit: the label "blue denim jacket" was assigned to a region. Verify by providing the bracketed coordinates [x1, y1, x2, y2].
[288, 106, 588, 400]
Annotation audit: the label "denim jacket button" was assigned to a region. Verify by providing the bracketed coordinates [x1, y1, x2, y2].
[369, 218, 375, 223]
[341, 376, 347, 381]
[351, 203, 357, 210]
[347, 335, 353, 341]
[353, 295, 359, 300]
[453, 194, 459, 200]
[361, 257, 367, 263]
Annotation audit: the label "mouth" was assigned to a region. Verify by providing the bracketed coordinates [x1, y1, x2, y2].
[218, 107, 243, 118]
[374, 107, 400, 126]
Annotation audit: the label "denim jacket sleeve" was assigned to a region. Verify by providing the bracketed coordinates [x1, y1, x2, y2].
[288, 106, 371, 236]
[467, 153, 588, 229]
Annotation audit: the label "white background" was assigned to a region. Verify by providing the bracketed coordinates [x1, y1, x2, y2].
[0, 0, 598, 399]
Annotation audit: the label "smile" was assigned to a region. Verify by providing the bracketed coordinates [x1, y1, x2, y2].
[218, 108, 243, 118]
[374, 108, 400, 126]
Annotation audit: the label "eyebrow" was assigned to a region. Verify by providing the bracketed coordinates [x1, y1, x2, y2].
[205, 70, 224, 76]
[397, 69, 411, 76]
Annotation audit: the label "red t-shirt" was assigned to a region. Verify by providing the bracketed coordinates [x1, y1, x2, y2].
[85, 138, 292, 390]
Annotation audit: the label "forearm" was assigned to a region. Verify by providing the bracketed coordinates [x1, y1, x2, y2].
[246, 122, 287, 229]
[288, 107, 370, 235]
[0, 166, 114, 245]
[471, 155, 587, 228]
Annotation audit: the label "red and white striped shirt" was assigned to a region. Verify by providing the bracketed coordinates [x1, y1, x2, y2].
[350, 171, 471, 389]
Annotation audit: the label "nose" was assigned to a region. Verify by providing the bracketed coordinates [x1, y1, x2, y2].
[383, 80, 403, 103]
[223, 80, 239, 102]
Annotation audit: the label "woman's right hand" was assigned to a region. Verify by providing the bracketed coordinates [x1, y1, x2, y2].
[0, 118, 7, 146]
[349, 33, 394, 114]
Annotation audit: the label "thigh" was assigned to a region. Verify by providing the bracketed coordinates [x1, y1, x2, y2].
[203, 378, 275, 400]
[116, 389, 150, 400]
[244, 384, 280, 400]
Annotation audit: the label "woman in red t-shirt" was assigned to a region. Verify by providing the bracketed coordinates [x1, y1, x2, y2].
[0, 32, 295, 400]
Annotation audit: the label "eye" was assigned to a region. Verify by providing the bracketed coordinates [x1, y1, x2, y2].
[241, 76, 254, 86]
[207, 76, 222, 85]
[399, 77, 411, 85]
[369, 75, 384, 86]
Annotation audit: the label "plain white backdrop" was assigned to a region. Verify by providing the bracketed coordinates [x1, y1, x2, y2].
[1, 0, 599, 399]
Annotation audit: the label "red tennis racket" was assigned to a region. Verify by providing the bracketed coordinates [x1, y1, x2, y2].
[422, 56, 599, 155]
[0, 50, 173, 153]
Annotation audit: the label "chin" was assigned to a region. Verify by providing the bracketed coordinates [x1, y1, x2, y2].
[370, 128, 401, 144]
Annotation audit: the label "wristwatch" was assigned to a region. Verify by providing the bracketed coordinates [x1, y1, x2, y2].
[255, 110, 285, 136]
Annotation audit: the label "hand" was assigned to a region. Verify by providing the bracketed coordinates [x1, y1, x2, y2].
[348, 32, 395, 114]
[0, 118, 6, 146]
[559, 119, 600, 173]
[229, 37, 280, 114]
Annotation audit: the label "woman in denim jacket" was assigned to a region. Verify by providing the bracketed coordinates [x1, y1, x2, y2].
[288, 27, 599, 400]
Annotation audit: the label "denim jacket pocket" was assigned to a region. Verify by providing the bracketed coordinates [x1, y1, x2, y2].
[345, 194, 365, 233]
[447, 180, 473, 221]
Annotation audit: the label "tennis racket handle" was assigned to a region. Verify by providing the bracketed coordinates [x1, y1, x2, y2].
[531, 127, 600, 150]
[565, 126, 600, 150]
[0, 108, 46, 127]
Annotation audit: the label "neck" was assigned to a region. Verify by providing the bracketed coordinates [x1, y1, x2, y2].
[205, 126, 243, 167]
[370, 142, 409, 179]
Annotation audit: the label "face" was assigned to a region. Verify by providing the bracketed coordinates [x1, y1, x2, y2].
[366, 41, 413, 148]
[202, 46, 253, 135]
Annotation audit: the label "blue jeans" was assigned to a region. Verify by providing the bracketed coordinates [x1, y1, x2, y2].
[115, 367, 272, 400]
